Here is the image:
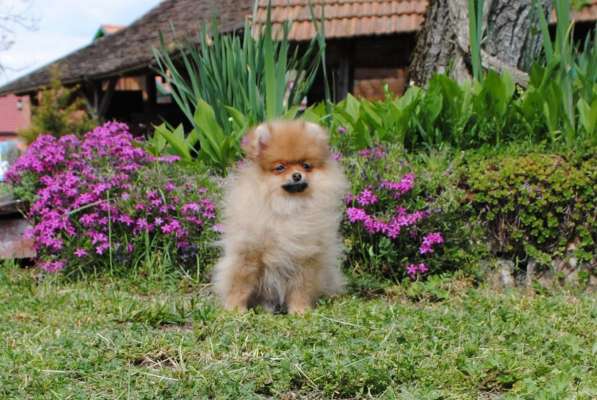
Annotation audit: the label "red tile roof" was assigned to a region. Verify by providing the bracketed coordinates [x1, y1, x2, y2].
[254, 0, 597, 41]
[253, 0, 429, 40]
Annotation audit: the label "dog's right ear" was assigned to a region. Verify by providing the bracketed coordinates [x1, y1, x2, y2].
[241, 123, 271, 160]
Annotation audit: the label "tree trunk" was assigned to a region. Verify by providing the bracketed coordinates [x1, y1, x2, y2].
[409, 0, 552, 86]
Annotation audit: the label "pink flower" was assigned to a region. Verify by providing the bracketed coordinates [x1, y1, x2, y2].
[212, 223, 224, 233]
[358, 145, 385, 160]
[346, 207, 368, 223]
[39, 260, 66, 273]
[181, 202, 200, 214]
[405, 263, 429, 279]
[406, 264, 419, 279]
[419, 232, 444, 254]
[356, 188, 378, 206]
[380, 173, 415, 196]
[74, 248, 88, 258]
[156, 155, 180, 164]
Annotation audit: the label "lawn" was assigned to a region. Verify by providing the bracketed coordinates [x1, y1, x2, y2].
[1, 264, 595, 399]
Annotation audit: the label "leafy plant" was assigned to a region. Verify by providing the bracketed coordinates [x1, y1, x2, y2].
[530, 0, 597, 145]
[152, 3, 326, 172]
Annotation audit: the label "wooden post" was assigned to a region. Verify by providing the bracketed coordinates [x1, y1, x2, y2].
[334, 58, 354, 101]
[144, 73, 157, 115]
[98, 78, 118, 119]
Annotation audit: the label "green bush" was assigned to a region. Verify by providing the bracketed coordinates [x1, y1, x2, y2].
[19, 67, 96, 144]
[464, 152, 596, 265]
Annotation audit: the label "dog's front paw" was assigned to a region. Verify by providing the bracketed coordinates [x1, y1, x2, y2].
[287, 303, 312, 315]
[223, 298, 249, 313]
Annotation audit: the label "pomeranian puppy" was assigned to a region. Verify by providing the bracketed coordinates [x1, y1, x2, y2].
[212, 119, 348, 314]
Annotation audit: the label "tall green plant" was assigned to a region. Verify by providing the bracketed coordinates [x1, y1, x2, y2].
[532, 0, 597, 144]
[152, 3, 327, 172]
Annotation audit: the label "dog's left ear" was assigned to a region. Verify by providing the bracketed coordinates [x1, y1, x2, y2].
[241, 123, 271, 160]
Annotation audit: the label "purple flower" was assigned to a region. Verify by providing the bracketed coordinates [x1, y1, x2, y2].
[346, 207, 368, 223]
[380, 173, 415, 196]
[164, 182, 176, 192]
[181, 202, 200, 214]
[419, 232, 444, 254]
[358, 145, 385, 160]
[156, 155, 180, 164]
[212, 223, 224, 233]
[337, 126, 347, 135]
[405, 263, 429, 279]
[95, 243, 110, 255]
[406, 264, 419, 279]
[363, 216, 386, 234]
[74, 248, 88, 258]
[39, 260, 66, 273]
[331, 151, 343, 161]
[356, 188, 378, 206]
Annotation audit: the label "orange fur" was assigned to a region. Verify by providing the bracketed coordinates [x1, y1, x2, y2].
[212, 120, 348, 314]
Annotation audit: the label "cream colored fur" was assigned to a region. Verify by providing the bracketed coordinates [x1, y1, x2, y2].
[211, 121, 348, 314]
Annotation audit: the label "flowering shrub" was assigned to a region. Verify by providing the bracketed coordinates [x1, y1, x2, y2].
[341, 144, 485, 281]
[7, 122, 218, 275]
[345, 169, 443, 280]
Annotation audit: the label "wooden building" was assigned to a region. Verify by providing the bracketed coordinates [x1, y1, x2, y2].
[0, 0, 595, 132]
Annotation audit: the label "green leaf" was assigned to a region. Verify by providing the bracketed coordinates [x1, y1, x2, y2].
[577, 98, 597, 136]
[155, 123, 192, 161]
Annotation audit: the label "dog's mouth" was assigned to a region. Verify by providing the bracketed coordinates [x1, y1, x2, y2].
[281, 182, 308, 193]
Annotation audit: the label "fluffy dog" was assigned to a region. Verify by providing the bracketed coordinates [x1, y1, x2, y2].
[212, 120, 348, 314]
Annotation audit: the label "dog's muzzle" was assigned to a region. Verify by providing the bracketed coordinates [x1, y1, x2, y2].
[282, 181, 308, 193]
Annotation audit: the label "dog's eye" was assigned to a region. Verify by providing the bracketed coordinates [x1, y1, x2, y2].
[302, 162, 313, 171]
[274, 164, 286, 173]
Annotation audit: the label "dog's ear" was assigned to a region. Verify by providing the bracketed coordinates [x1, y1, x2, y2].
[241, 123, 271, 159]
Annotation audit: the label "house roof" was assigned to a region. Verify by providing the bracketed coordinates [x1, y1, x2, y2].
[0, 0, 254, 96]
[252, 0, 429, 40]
[0, 0, 595, 96]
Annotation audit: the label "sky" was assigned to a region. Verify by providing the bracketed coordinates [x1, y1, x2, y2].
[0, 0, 163, 86]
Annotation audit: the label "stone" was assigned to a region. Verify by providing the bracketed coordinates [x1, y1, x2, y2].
[0, 217, 35, 259]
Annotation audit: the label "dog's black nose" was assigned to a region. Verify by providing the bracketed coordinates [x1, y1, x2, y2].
[292, 172, 302, 182]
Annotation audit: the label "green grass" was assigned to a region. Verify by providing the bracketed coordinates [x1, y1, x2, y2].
[1, 264, 595, 399]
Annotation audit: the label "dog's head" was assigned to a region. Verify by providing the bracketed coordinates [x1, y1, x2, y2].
[241, 120, 331, 196]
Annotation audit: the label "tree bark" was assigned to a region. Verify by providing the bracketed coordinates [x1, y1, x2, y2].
[409, 0, 552, 86]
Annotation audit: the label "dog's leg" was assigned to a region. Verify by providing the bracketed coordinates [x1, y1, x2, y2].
[286, 267, 318, 315]
[222, 258, 261, 312]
